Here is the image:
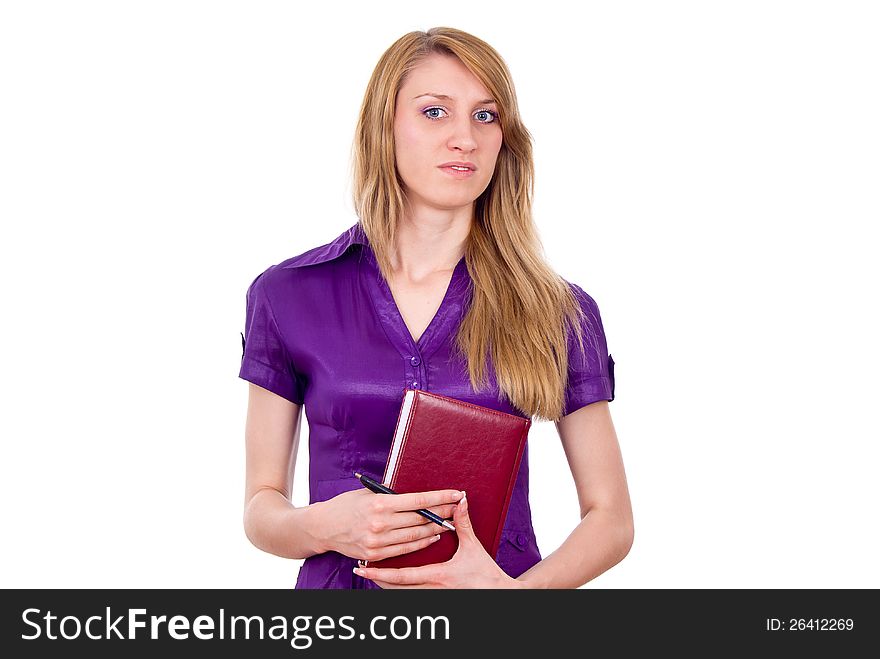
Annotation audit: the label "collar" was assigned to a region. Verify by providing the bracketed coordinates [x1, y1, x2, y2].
[280, 222, 368, 269]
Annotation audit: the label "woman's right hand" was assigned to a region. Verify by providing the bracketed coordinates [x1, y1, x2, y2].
[315, 488, 464, 561]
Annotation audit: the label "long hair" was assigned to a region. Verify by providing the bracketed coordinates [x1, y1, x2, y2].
[350, 27, 589, 422]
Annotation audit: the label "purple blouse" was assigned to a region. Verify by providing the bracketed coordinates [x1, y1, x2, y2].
[238, 222, 615, 589]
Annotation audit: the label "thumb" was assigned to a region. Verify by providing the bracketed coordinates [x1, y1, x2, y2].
[453, 491, 477, 540]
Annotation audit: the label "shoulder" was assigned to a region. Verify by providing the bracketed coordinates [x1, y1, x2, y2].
[558, 278, 611, 360]
[561, 277, 602, 316]
[246, 222, 368, 294]
[277, 222, 368, 271]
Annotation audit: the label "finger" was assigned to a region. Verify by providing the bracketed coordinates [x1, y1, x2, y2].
[421, 503, 458, 519]
[392, 509, 456, 529]
[366, 531, 442, 561]
[383, 524, 445, 547]
[387, 489, 464, 513]
[354, 564, 439, 587]
[455, 491, 471, 527]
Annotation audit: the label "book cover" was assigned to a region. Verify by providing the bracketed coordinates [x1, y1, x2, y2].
[364, 388, 531, 569]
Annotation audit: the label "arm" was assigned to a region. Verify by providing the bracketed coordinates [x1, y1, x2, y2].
[242, 382, 462, 561]
[354, 399, 634, 589]
[515, 400, 634, 589]
[242, 382, 326, 559]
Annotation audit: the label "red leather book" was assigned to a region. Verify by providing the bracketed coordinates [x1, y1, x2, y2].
[364, 388, 531, 569]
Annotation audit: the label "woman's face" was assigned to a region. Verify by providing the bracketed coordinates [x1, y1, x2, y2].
[393, 52, 503, 215]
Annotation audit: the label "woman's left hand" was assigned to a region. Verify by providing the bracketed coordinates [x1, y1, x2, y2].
[353, 492, 523, 589]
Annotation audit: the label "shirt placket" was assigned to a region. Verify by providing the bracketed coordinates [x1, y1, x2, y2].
[408, 353, 423, 390]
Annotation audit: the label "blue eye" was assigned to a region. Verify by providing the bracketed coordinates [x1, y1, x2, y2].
[422, 106, 499, 124]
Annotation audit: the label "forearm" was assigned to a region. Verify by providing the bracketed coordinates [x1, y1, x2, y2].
[243, 487, 328, 560]
[515, 508, 633, 589]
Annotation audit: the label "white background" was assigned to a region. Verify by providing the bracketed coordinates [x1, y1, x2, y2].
[1, 1, 877, 589]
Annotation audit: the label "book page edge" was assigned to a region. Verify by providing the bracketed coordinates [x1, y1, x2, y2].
[382, 389, 415, 487]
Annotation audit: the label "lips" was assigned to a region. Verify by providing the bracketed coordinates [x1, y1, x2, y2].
[438, 165, 476, 179]
[438, 161, 477, 171]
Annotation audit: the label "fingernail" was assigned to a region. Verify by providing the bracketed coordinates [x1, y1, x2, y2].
[353, 567, 364, 575]
[431, 534, 440, 542]
[456, 491, 464, 499]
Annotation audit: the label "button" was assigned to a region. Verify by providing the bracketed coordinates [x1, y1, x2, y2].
[410, 356, 421, 366]
[411, 381, 419, 389]
[516, 534, 527, 548]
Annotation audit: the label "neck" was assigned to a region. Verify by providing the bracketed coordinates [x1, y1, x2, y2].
[391, 211, 471, 282]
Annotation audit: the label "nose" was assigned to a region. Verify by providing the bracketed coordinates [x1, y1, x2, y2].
[446, 113, 478, 153]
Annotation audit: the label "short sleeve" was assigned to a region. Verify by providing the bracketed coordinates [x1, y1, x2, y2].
[238, 271, 305, 404]
[561, 283, 616, 418]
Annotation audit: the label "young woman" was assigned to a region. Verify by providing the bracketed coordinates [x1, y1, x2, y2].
[239, 27, 633, 589]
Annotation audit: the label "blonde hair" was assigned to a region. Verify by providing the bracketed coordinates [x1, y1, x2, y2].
[350, 27, 589, 422]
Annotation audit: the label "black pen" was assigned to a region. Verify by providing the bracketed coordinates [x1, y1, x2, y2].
[354, 472, 456, 531]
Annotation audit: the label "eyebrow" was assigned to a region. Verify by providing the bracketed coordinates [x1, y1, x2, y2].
[412, 93, 497, 105]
